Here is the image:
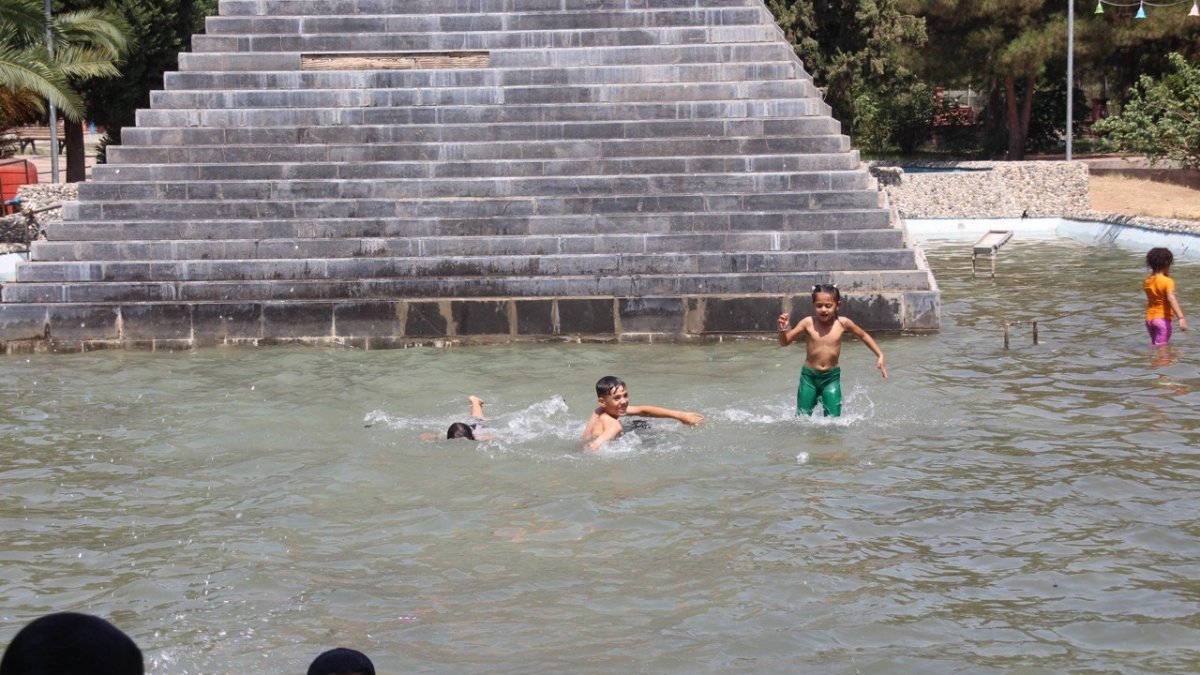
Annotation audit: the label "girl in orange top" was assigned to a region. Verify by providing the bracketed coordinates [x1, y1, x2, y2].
[1144, 247, 1188, 346]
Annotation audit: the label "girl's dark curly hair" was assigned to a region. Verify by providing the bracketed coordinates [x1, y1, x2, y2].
[1146, 248, 1174, 272]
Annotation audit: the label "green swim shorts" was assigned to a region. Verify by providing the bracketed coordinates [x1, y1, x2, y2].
[797, 366, 841, 417]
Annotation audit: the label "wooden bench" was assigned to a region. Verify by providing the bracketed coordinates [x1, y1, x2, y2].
[10, 124, 66, 154]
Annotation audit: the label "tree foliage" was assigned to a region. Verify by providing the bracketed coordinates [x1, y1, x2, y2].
[764, 0, 926, 134]
[0, 0, 127, 122]
[1092, 52, 1200, 170]
[57, 0, 216, 150]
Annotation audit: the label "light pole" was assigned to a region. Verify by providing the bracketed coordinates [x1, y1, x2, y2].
[1066, 0, 1075, 161]
[44, 0, 60, 183]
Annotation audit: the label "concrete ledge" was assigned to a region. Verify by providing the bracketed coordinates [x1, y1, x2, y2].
[0, 291, 939, 354]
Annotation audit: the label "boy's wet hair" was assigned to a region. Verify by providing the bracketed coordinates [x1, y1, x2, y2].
[811, 283, 841, 302]
[0, 612, 144, 675]
[307, 647, 375, 675]
[595, 375, 626, 397]
[446, 422, 475, 440]
[1147, 247, 1174, 271]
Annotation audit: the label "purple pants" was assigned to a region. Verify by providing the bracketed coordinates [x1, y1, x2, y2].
[1147, 318, 1172, 346]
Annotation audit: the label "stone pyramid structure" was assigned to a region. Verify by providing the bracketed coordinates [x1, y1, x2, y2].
[0, 0, 939, 352]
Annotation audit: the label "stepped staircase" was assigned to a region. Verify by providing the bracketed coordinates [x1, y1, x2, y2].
[0, 0, 939, 352]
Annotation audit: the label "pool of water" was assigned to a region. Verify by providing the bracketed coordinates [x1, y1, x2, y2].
[2, 238, 1199, 673]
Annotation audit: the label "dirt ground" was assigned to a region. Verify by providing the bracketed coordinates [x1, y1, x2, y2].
[1089, 174, 1200, 222]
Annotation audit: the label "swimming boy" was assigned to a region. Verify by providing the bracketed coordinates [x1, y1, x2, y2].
[778, 284, 887, 417]
[418, 395, 495, 441]
[581, 376, 704, 451]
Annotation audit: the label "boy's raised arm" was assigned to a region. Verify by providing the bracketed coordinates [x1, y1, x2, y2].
[777, 313, 807, 346]
[627, 405, 705, 425]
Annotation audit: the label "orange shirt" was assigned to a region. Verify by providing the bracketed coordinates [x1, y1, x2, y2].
[1144, 272, 1176, 321]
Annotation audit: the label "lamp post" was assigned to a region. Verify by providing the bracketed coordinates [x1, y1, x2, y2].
[1067, 0, 1075, 161]
[44, 0, 59, 183]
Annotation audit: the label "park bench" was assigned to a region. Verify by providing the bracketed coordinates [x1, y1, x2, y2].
[9, 123, 67, 154]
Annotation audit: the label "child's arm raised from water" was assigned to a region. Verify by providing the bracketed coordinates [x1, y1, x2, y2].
[839, 317, 888, 379]
[1168, 290, 1188, 331]
[627, 405, 705, 426]
[777, 313, 809, 346]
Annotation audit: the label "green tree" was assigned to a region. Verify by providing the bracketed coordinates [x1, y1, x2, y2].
[59, 0, 216, 162]
[0, 0, 125, 120]
[1092, 52, 1200, 170]
[905, 0, 1066, 161]
[765, 0, 926, 134]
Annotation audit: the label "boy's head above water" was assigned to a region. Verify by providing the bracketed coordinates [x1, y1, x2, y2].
[595, 375, 629, 418]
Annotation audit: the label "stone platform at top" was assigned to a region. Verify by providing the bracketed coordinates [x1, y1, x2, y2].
[0, 0, 939, 353]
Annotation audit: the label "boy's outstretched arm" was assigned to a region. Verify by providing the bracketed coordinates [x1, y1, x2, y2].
[1167, 291, 1188, 331]
[840, 317, 888, 379]
[627, 405, 705, 426]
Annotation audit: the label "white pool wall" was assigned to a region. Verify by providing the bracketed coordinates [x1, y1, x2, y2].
[906, 217, 1200, 259]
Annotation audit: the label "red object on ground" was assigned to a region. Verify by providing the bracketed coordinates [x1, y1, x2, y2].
[0, 158, 37, 212]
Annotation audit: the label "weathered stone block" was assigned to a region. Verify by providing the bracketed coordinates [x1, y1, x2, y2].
[47, 306, 120, 341]
[516, 300, 554, 335]
[404, 301, 448, 337]
[698, 296, 782, 333]
[618, 297, 686, 334]
[334, 301, 401, 337]
[193, 303, 263, 341]
[262, 302, 334, 338]
[558, 299, 615, 335]
[452, 300, 510, 335]
[121, 304, 192, 340]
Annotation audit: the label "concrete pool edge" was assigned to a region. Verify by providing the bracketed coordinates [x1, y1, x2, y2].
[906, 214, 1200, 259]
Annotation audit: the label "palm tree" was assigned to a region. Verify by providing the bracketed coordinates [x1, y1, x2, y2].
[0, 0, 127, 179]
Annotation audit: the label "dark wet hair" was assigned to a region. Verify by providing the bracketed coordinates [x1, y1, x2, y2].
[307, 647, 375, 675]
[595, 375, 626, 398]
[811, 283, 841, 302]
[1147, 247, 1174, 272]
[0, 612, 144, 675]
[446, 422, 475, 440]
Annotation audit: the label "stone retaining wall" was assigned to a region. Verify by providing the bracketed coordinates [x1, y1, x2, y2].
[872, 161, 1090, 219]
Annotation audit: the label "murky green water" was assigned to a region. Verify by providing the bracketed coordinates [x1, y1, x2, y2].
[2, 238, 1199, 673]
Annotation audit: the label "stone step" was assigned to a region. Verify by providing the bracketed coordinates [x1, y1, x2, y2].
[133, 97, 829, 127]
[177, 42, 800, 72]
[17, 249, 918, 284]
[204, 8, 767, 35]
[30, 229, 905, 262]
[63, 190, 883, 221]
[216, 0, 762, 16]
[76, 171, 871, 202]
[188, 25, 778, 53]
[148, 79, 816, 109]
[107, 136, 849, 165]
[3, 269, 934, 305]
[45, 209, 893, 242]
[163, 61, 803, 91]
[117, 117, 839, 148]
[91, 153, 860, 183]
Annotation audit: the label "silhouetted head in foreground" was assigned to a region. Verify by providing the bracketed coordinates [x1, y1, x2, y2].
[0, 612, 143, 675]
[307, 647, 375, 675]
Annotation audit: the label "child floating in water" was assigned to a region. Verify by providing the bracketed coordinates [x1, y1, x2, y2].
[1144, 247, 1188, 346]
[777, 284, 887, 417]
[581, 375, 704, 451]
[419, 395, 495, 441]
